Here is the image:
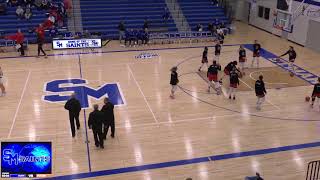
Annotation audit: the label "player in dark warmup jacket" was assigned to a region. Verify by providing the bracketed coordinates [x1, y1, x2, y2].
[199, 47, 209, 71]
[64, 93, 81, 137]
[239, 45, 246, 72]
[311, 77, 320, 108]
[223, 61, 239, 78]
[88, 104, 104, 148]
[170, 66, 179, 99]
[228, 68, 239, 100]
[214, 41, 221, 63]
[279, 46, 297, 72]
[255, 75, 267, 110]
[207, 60, 221, 93]
[101, 97, 115, 139]
[252, 40, 261, 68]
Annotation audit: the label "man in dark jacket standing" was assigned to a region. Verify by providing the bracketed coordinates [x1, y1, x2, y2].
[101, 97, 115, 139]
[88, 104, 104, 148]
[64, 93, 81, 137]
[255, 75, 267, 110]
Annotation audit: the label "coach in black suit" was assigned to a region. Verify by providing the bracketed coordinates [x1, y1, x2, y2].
[101, 97, 115, 139]
[64, 93, 81, 137]
[88, 104, 104, 148]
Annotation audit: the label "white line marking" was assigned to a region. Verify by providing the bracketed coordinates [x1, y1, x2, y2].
[7, 71, 31, 138]
[239, 78, 281, 110]
[2, 109, 283, 140]
[127, 64, 159, 124]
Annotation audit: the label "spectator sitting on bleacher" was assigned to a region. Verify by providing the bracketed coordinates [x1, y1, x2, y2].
[24, 4, 32, 19]
[15, 5, 24, 19]
[118, 21, 125, 43]
[83, 29, 90, 38]
[220, 22, 226, 28]
[49, 26, 58, 37]
[24, 0, 33, 6]
[41, 0, 50, 9]
[34, 0, 41, 9]
[245, 172, 264, 180]
[211, 0, 218, 6]
[8, 0, 18, 7]
[196, 24, 203, 32]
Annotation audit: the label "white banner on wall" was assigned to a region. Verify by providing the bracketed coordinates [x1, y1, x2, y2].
[52, 39, 102, 50]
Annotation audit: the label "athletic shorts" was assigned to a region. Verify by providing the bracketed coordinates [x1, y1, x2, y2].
[202, 57, 208, 63]
[289, 58, 295, 63]
[171, 85, 177, 91]
[230, 83, 238, 88]
[312, 93, 320, 98]
[253, 52, 260, 57]
[224, 69, 230, 75]
[0, 77, 3, 84]
[239, 57, 246, 62]
[215, 52, 220, 56]
[208, 74, 218, 82]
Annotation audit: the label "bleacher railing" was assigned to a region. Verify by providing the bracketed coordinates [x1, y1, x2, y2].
[306, 160, 320, 180]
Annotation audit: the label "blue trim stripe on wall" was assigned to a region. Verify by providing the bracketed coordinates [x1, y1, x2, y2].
[294, 0, 320, 7]
[41, 141, 320, 180]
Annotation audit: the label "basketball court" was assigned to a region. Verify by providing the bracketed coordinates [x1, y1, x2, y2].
[1, 21, 320, 179]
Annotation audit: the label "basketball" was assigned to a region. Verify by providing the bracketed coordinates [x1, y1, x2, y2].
[305, 96, 310, 102]
[290, 72, 294, 77]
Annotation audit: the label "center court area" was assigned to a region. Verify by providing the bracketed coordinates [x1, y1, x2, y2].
[1, 22, 320, 179]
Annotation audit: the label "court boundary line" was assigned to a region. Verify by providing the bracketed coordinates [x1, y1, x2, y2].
[127, 64, 159, 124]
[77, 54, 92, 172]
[0, 44, 242, 60]
[39, 141, 320, 180]
[7, 70, 31, 138]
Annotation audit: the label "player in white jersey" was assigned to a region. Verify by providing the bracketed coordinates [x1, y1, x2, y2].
[0, 66, 6, 96]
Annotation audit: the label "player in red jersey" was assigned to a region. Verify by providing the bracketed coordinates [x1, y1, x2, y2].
[199, 47, 209, 71]
[311, 77, 320, 108]
[207, 60, 221, 93]
[228, 68, 240, 100]
[252, 40, 261, 68]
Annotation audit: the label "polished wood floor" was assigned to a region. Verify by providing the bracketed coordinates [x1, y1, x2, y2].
[1, 22, 320, 179]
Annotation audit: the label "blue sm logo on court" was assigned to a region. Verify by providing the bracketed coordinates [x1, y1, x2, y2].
[43, 79, 125, 108]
